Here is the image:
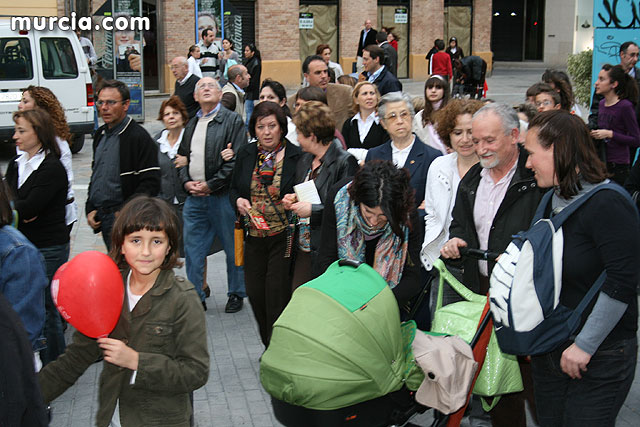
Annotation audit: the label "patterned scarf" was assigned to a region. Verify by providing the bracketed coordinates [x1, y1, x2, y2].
[334, 182, 408, 288]
[257, 140, 285, 185]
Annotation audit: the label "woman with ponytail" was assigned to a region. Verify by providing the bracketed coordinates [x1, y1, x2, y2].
[590, 64, 640, 184]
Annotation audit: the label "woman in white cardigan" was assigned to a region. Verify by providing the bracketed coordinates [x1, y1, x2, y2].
[421, 99, 484, 271]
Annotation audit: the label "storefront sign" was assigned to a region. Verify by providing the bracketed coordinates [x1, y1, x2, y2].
[395, 8, 408, 24]
[299, 12, 314, 29]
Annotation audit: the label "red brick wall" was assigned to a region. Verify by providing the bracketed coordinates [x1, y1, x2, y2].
[255, 0, 299, 60]
[162, 0, 196, 61]
[411, 0, 444, 54]
[339, 0, 377, 58]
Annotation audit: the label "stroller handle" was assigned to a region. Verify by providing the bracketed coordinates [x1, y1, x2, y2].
[338, 259, 364, 269]
[459, 247, 500, 262]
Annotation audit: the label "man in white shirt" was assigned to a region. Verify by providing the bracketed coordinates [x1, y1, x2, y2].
[75, 29, 97, 66]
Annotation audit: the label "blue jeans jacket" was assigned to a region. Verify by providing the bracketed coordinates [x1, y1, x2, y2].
[0, 225, 47, 351]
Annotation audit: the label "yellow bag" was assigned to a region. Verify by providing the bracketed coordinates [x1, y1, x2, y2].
[234, 220, 244, 266]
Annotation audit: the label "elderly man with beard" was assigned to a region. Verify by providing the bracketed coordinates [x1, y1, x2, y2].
[440, 102, 543, 427]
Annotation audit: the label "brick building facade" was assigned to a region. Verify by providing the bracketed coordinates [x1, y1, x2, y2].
[18, 0, 585, 92]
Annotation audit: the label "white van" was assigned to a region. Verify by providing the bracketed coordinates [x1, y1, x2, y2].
[0, 17, 94, 153]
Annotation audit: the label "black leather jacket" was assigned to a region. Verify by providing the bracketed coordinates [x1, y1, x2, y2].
[447, 148, 544, 292]
[294, 142, 358, 265]
[178, 106, 246, 194]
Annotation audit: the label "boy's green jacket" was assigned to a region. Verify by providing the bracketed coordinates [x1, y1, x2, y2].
[38, 269, 209, 427]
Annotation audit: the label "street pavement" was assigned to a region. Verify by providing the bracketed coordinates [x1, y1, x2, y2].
[2, 67, 638, 426]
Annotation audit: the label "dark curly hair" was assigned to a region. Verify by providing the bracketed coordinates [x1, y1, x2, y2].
[24, 86, 72, 143]
[348, 160, 414, 238]
[433, 99, 484, 148]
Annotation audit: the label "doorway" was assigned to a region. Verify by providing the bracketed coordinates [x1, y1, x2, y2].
[299, 3, 339, 84]
[444, 4, 472, 58]
[142, 1, 158, 90]
[377, 4, 408, 78]
[492, 0, 544, 61]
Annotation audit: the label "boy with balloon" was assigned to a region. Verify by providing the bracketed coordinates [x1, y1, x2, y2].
[38, 196, 209, 426]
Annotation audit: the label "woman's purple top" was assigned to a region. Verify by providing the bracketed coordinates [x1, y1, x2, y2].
[597, 98, 640, 164]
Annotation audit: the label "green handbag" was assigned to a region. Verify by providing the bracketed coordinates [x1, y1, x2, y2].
[430, 259, 523, 411]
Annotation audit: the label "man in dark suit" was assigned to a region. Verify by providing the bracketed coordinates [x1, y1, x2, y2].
[377, 31, 398, 76]
[356, 19, 378, 73]
[365, 92, 441, 219]
[362, 45, 402, 96]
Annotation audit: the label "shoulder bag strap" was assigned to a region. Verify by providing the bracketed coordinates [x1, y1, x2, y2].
[433, 259, 486, 311]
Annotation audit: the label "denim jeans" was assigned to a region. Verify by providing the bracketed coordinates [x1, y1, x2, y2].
[99, 211, 116, 252]
[531, 337, 637, 427]
[244, 100, 255, 131]
[183, 194, 245, 302]
[39, 242, 70, 366]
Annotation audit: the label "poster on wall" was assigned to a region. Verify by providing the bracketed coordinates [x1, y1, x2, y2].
[394, 8, 408, 24]
[196, 0, 223, 78]
[197, 0, 223, 43]
[113, 0, 144, 120]
[591, 0, 640, 100]
[92, 2, 114, 81]
[223, 4, 243, 57]
[299, 13, 314, 29]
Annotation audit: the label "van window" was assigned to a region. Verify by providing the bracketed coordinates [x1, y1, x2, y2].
[0, 38, 34, 80]
[40, 38, 78, 79]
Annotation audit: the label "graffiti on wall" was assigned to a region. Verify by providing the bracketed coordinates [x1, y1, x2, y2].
[596, 0, 640, 28]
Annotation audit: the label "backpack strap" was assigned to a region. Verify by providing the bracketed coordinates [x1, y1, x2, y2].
[549, 182, 634, 229]
[531, 188, 555, 225]
[551, 182, 632, 324]
[569, 271, 607, 327]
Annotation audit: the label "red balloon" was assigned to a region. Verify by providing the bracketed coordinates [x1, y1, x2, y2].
[52, 251, 124, 338]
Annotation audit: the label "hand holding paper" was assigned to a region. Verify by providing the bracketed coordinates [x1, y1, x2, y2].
[294, 181, 321, 204]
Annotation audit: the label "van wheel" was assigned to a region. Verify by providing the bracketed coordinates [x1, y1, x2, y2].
[70, 134, 85, 154]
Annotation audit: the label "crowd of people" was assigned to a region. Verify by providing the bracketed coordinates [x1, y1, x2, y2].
[2, 20, 639, 427]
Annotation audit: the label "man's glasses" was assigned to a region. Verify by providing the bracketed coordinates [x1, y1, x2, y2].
[96, 100, 125, 107]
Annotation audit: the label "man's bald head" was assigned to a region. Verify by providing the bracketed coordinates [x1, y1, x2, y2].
[170, 56, 189, 81]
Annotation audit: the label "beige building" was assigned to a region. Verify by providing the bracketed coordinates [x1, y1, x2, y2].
[9, 0, 591, 93]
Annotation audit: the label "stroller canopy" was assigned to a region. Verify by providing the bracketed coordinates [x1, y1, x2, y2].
[260, 260, 414, 410]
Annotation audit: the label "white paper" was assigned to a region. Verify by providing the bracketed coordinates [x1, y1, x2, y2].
[347, 148, 368, 163]
[294, 180, 321, 204]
